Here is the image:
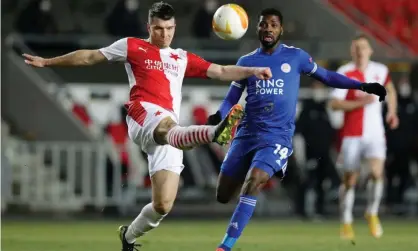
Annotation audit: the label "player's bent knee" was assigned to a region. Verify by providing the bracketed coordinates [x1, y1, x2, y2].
[216, 195, 230, 204]
[216, 180, 238, 204]
[367, 157, 385, 179]
[370, 173, 384, 181]
[241, 168, 270, 196]
[216, 191, 233, 204]
[343, 172, 358, 188]
[152, 199, 174, 215]
[153, 117, 177, 145]
[216, 174, 242, 204]
[369, 169, 384, 181]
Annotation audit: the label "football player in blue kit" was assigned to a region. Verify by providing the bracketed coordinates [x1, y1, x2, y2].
[208, 8, 387, 251]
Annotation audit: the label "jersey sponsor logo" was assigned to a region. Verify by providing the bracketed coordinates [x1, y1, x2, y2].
[255, 79, 284, 95]
[144, 59, 179, 77]
[281, 63, 291, 73]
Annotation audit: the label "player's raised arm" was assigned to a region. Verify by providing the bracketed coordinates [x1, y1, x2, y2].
[23, 38, 127, 67]
[184, 52, 271, 81]
[207, 63, 272, 81]
[23, 50, 106, 67]
[298, 50, 387, 102]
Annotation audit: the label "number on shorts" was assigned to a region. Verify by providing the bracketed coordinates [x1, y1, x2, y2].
[274, 144, 289, 160]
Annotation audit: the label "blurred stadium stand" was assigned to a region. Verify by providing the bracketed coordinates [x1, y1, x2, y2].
[327, 0, 418, 54]
[2, 0, 418, 219]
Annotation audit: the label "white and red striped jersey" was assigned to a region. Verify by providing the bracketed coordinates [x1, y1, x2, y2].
[330, 61, 391, 138]
[99, 37, 211, 120]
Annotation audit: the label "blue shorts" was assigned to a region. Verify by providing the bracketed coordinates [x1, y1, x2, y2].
[220, 137, 293, 181]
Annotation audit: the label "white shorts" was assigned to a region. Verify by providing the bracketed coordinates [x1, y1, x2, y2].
[126, 101, 184, 176]
[339, 136, 386, 171]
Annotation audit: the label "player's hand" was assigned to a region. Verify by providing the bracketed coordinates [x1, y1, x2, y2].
[254, 67, 272, 80]
[22, 53, 47, 67]
[206, 111, 222, 125]
[386, 112, 399, 130]
[360, 83, 387, 102]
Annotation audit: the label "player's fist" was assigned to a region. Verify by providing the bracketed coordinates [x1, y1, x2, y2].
[254, 67, 272, 80]
[386, 112, 399, 130]
[206, 111, 222, 125]
[360, 83, 387, 102]
[22, 53, 47, 67]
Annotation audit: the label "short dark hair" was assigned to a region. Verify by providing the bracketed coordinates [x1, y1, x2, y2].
[260, 8, 283, 24]
[353, 33, 370, 42]
[148, 1, 175, 21]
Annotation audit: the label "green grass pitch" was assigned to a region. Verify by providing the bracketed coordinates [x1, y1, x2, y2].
[2, 219, 418, 251]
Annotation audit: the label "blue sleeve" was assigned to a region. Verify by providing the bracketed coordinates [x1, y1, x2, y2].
[219, 83, 245, 118]
[218, 57, 246, 118]
[299, 50, 362, 89]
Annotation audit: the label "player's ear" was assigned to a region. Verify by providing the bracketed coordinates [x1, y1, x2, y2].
[280, 27, 284, 36]
[147, 23, 151, 34]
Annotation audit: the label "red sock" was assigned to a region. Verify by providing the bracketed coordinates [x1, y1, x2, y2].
[166, 125, 215, 149]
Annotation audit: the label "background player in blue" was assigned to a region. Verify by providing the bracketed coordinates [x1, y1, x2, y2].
[207, 8, 387, 251]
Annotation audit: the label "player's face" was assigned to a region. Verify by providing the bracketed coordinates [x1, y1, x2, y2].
[148, 17, 176, 48]
[257, 15, 283, 49]
[350, 38, 372, 64]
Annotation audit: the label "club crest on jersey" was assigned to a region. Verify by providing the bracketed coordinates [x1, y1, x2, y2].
[281, 63, 291, 73]
[170, 53, 181, 61]
[256, 79, 285, 95]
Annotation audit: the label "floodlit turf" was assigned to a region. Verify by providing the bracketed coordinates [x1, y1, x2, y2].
[2, 219, 418, 251]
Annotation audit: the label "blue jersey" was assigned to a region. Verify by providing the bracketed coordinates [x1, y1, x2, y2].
[232, 44, 317, 148]
[218, 44, 363, 179]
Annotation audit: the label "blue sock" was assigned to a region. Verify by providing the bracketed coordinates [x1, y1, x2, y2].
[218, 195, 257, 251]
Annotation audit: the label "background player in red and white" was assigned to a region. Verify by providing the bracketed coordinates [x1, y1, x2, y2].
[23, 2, 272, 250]
[329, 34, 398, 241]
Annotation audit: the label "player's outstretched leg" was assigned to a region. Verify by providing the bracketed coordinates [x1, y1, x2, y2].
[340, 172, 357, 241]
[164, 104, 244, 150]
[118, 225, 142, 251]
[122, 203, 167, 243]
[120, 170, 179, 250]
[217, 167, 269, 251]
[212, 104, 244, 145]
[365, 158, 384, 238]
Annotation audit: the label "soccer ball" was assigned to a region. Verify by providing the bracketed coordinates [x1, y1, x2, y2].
[212, 4, 249, 40]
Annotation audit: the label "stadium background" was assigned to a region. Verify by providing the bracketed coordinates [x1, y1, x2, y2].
[2, 0, 418, 250]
